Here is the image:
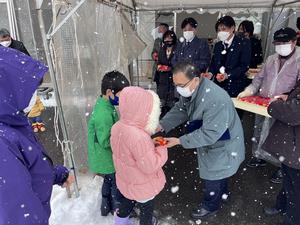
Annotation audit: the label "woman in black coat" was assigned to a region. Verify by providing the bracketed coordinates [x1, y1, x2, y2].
[156, 30, 177, 117]
[263, 80, 300, 225]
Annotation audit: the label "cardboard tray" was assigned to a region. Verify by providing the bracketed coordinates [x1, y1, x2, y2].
[231, 98, 271, 118]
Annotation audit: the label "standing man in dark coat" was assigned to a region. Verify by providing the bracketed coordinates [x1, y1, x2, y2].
[172, 17, 211, 73]
[262, 80, 300, 225]
[152, 23, 169, 86]
[238, 20, 263, 69]
[204, 16, 251, 98]
[0, 28, 30, 56]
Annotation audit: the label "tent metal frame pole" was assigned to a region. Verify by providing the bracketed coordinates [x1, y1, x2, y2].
[135, 5, 273, 12]
[274, 0, 300, 7]
[47, 0, 87, 39]
[173, 11, 177, 32]
[131, 0, 140, 86]
[37, 8, 80, 198]
[98, 0, 135, 11]
[263, 0, 278, 60]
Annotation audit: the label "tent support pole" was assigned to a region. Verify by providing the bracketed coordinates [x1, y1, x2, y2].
[173, 11, 177, 32]
[263, 0, 278, 60]
[275, 0, 300, 7]
[131, 0, 140, 86]
[37, 8, 80, 198]
[47, 0, 87, 39]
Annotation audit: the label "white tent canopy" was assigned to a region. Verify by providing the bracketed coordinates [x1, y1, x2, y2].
[118, 0, 300, 10]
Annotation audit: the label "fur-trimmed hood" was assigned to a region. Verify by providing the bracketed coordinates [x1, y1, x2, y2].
[119, 86, 161, 134]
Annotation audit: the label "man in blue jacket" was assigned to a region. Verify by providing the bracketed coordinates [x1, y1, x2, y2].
[172, 17, 211, 73]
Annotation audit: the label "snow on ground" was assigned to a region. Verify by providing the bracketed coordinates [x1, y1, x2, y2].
[50, 175, 115, 225]
[50, 175, 176, 225]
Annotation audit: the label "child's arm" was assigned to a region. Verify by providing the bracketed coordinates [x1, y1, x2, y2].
[134, 138, 168, 175]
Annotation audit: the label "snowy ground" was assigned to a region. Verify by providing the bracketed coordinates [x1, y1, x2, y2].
[50, 175, 115, 225]
[43, 109, 282, 225]
[50, 175, 177, 225]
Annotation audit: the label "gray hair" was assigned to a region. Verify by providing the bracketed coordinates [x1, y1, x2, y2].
[0, 28, 11, 38]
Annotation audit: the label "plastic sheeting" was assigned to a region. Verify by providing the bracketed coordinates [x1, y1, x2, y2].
[50, 0, 145, 173]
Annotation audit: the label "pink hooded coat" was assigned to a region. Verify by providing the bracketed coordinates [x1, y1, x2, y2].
[111, 87, 168, 201]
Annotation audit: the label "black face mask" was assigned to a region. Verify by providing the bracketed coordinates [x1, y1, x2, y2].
[237, 32, 245, 38]
[164, 41, 174, 47]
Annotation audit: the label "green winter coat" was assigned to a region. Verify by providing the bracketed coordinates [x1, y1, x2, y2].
[88, 97, 118, 174]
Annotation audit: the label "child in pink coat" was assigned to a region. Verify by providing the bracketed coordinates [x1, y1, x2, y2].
[111, 87, 168, 225]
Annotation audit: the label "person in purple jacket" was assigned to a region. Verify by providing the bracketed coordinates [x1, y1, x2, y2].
[0, 46, 73, 225]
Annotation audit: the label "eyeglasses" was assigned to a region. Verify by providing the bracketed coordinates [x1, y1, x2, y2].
[175, 78, 193, 88]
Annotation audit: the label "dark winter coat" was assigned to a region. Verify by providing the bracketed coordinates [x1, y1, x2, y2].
[209, 35, 251, 97]
[9, 39, 30, 56]
[156, 45, 176, 107]
[0, 46, 69, 225]
[263, 80, 300, 169]
[172, 36, 211, 73]
[249, 36, 263, 68]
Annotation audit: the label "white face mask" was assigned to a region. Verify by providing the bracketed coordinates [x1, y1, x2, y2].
[218, 31, 231, 42]
[183, 31, 195, 42]
[0, 40, 12, 47]
[177, 85, 195, 98]
[275, 44, 293, 57]
[24, 91, 37, 113]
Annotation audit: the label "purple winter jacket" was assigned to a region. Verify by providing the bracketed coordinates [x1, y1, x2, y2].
[0, 46, 69, 225]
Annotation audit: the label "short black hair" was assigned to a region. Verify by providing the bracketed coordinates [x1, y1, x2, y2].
[297, 17, 300, 30]
[173, 62, 200, 80]
[101, 71, 130, 95]
[181, 17, 198, 29]
[163, 30, 177, 45]
[0, 28, 10, 38]
[239, 20, 254, 36]
[159, 23, 169, 29]
[215, 16, 235, 32]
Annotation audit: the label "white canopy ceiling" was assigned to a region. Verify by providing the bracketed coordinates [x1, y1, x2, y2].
[120, 0, 300, 10]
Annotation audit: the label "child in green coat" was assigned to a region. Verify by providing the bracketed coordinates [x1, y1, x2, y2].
[88, 71, 129, 216]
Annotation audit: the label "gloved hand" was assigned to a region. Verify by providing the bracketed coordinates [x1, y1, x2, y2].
[237, 88, 253, 99]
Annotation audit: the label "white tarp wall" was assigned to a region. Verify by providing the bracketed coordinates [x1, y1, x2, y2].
[50, 0, 145, 173]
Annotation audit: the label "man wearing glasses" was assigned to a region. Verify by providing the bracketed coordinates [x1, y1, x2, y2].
[157, 62, 245, 219]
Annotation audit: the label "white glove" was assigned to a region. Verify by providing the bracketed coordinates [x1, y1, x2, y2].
[237, 88, 253, 99]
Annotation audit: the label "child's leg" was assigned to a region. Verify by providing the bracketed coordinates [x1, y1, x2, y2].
[101, 175, 112, 216]
[29, 117, 39, 133]
[138, 199, 155, 225]
[35, 116, 43, 123]
[30, 117, 37, 124]
[36, 116, 46, 132]
[117, 198, 135, 218]
[109, 173, 122, 210]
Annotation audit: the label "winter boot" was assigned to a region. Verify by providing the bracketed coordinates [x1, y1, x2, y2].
[152, 216, 158, 225]
[32, 123, 39, 133]
[101, 197, 112, 216]
[38, 123, 46, 132]
[114, 215, 135, 225]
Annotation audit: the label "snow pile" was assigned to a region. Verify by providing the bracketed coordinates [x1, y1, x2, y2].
[50, 175, 114, 225]
[50, 175, 176, 225]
